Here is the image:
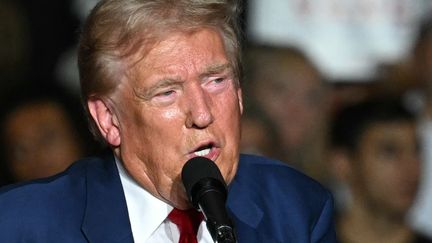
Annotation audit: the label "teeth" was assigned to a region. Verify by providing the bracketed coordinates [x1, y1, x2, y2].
[194, 148, 210, 156]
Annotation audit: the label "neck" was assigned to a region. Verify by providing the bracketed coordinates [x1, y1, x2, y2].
[338, 199, 414, 243]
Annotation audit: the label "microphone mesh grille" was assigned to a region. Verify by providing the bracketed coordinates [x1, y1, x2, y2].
[181, 157, 224, 199]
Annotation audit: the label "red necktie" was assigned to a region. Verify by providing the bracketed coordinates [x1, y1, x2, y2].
[168, 208, 204, 243]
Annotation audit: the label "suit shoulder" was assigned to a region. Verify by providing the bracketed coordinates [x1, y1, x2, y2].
[232, 154, 336, 241]
[0, 156, 94, 194]
[0, 152, 118, 240]
[0, 152, 112, 191]
[239, 154, 327, 189]
[0, 155, 106, 220]
[237, 154, 332, 205]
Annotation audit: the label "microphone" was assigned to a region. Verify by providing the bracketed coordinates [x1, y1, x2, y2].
[182, 157, 237, 243]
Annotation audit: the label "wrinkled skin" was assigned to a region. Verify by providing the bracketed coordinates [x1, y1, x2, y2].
[88, 28, 243, 209]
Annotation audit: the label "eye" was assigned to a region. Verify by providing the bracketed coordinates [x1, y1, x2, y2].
[213, 77, 225, 84]
[157, 90, 175, 97]
[204, 76, 230, 93]
[151, 89, 178, 106]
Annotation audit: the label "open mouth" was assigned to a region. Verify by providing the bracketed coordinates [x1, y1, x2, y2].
[193, 144, 213, 157]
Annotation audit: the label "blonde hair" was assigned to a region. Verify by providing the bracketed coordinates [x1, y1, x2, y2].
[78, 0, 242, 141]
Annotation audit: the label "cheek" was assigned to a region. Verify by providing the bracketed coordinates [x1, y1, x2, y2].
[160, 108, 181, 120]
[129, 107, 186, 158]
[358, 160, 392, 193]
[220, 95, 242, 129]
[126, 103, 180, 133]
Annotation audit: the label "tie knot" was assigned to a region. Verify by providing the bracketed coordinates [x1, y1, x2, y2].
[168, 208, 204, 243]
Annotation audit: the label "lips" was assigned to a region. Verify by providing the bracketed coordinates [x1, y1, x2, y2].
[189, 141, 220, 160]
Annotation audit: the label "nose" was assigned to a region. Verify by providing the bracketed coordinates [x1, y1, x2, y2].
[184, 84, 214, 129]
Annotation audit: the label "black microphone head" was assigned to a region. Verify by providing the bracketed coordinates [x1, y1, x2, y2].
[182, 157, 236, 242]
[181, 157, 227, 208]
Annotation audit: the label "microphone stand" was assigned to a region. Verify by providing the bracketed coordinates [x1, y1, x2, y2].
[207, 222, 237, 243]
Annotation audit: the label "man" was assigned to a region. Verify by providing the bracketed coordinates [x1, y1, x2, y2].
[0, 0, 336, 242]
[243, 45, 330, 182]
[0, 83, 96, 184]
[329, 97, 432, 243]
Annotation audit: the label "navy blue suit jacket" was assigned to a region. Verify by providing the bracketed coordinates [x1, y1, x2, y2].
[0, 153, 336, 242]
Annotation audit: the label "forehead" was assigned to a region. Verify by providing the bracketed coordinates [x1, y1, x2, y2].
[128, 28, 230, 80]
[360, 121, 416, 146]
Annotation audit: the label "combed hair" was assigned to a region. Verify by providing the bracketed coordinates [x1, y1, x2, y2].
[78, 0, 242, 141]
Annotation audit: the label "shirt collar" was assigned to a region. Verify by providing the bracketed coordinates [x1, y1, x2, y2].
[115, 156, 173, 242]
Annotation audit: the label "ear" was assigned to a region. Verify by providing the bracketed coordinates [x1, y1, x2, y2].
[237, 88, 243, 114]
[87, 98, 121, 146]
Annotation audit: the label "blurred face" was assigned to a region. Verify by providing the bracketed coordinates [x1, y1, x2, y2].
[240, 117, 275, 157]
[107, 28, 243, 209]
[253, 60, 326, 150]
[4, 102, 83, 181]
[349, 121, 420, 217]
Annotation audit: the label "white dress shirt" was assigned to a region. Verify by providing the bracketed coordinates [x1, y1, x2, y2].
[115, 157, 214, 243]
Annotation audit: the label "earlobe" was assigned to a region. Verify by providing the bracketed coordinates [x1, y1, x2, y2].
[87, 98, 121, 146]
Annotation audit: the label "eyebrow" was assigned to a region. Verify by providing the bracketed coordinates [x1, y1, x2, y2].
[134, 63, 233, 100]
[134, 78, 182, 100]
[199, 63, 232, 79]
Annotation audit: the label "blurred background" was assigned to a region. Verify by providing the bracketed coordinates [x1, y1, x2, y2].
[1, 0, 432, 242]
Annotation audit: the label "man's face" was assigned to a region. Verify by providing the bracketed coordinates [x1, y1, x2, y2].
[111, 28, 242, 209]
[253, 60, 326, 150]
[350, 121, 420, 217]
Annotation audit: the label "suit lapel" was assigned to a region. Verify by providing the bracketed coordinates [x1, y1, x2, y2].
[81, 152, 134, 243]
[227, 158, 281, 243]
[227, 175, 263, 229]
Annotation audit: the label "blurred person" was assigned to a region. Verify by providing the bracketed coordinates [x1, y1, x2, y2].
[244, 44, 330, 182]
[0, 0, 336, 242]
[329, 97, 431, 243]
[0, 83, 98, 183]
[240, 103, 282, 159]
